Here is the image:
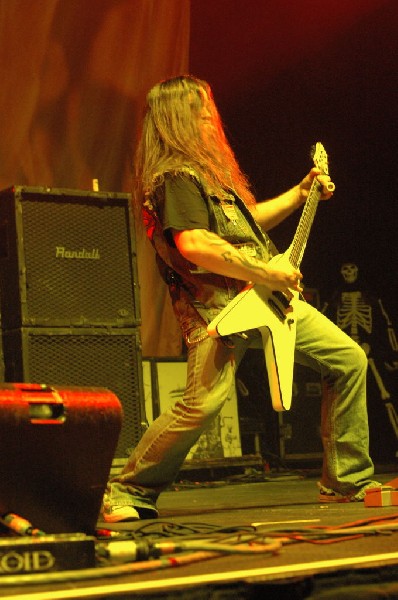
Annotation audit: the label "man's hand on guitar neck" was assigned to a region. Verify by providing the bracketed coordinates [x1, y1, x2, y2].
[298, 168, 335, 204]
[249, 168, 335, 231]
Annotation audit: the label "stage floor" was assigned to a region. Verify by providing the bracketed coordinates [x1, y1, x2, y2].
[3, 468, 398, 599]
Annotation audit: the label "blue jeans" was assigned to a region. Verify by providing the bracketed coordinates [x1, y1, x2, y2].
[105, 300, 376, 514]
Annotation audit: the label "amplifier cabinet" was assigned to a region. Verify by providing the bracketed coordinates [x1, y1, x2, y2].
[2, 327, 146, 459]
[0, 186, 140, 328]
[0, 383, 122, 534]
[236, 350, 323, 464]
[278, 363, 323, 462]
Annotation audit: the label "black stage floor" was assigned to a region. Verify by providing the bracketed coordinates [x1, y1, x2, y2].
[2, 467, 398, 599]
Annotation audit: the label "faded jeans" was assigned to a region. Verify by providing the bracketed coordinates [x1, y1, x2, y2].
[105, 300, 375, 514]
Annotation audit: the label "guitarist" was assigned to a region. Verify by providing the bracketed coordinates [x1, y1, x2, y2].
[102, 75, 380, 523]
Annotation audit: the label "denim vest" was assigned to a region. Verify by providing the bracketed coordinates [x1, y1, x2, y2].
[144, 172, 277, 345]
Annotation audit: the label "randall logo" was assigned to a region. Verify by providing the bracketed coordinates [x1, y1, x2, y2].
[55, 246, 100, 259]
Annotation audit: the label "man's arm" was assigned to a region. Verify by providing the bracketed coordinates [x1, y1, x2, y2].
[249, 168, 334, 231]
[173, 228, 302, 295]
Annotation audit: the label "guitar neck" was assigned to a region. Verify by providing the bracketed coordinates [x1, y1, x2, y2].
[288, 177, 322, 269]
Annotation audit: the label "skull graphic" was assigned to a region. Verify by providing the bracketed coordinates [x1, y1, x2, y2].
[340, 262, 358, 284]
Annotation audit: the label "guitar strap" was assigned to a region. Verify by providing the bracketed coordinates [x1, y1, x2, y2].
[164, 266, 248, 348]
[164, 266, 212, 324]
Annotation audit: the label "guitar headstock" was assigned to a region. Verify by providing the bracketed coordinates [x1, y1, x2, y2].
[311, 142, 329, 176]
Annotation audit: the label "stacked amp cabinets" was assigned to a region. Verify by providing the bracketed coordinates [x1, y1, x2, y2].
[0, 186, 145, 460]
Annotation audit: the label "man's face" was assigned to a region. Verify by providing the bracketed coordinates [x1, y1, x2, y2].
[197, 89, 216, 142]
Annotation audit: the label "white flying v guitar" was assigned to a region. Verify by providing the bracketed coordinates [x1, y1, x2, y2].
[207, 142, 331, 411]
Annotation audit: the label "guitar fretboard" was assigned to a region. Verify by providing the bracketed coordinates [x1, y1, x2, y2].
[289, 178, 322, 269]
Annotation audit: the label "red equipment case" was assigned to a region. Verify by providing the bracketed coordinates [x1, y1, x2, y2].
[0, 383, 122, 534]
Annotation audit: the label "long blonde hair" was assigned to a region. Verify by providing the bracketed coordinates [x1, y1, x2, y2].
[133, 75, 256, 214]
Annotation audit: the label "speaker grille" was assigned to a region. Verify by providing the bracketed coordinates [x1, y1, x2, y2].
[2, 328, 145, 458]
[0, 187, 140, 328]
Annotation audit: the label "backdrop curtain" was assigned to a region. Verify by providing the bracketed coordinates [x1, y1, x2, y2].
[0, 0, 190, 356]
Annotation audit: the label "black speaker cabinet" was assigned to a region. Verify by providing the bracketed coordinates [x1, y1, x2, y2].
[2, 327, 145, 459]
[278, 363, 323, 462]
[0, 383, 122, 534]
[237, 350, 323, 464]
[0, 186, 140, 329]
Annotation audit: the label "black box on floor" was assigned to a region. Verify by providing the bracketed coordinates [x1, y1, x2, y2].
[0, 534, 96, 575]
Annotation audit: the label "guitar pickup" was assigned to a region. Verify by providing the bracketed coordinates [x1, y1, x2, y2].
[268, 298, 287, 322]
[272, 291, 291, 309]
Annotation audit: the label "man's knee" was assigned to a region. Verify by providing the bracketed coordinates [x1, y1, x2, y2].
[350, 343, 368, 372]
